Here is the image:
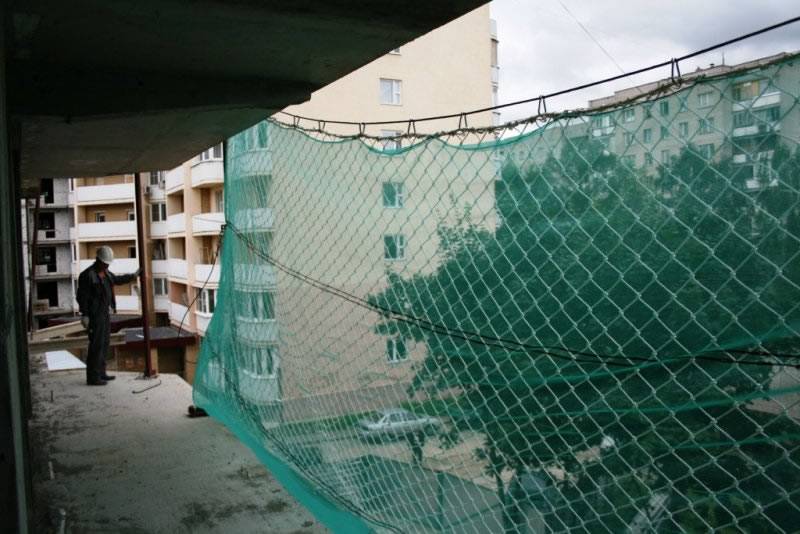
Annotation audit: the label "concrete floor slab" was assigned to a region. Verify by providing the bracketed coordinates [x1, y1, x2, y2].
[28, 355, 328, 534]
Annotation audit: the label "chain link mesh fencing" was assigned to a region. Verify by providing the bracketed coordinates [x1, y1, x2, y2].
[193, 53, 800, 532]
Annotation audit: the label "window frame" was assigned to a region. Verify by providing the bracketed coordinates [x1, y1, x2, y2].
[382, 182, 405, 209]
[379, 78, 403, 106]
[383, 234, 406, 261]
[386, 337, 408, 363]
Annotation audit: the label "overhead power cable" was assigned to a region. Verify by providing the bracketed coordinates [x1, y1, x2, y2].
[226, 222, 800, 369]
[277, 14, 800, 127]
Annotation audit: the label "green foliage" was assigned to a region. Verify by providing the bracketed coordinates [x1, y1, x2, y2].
[369, 136, 800, 531]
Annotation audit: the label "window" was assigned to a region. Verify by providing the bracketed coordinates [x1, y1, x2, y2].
[199, 143, 223, 161]
[153, 278, 167, 296]
[128, 246, 136, 259]
[386, 338, 408, 363]
[215, 191, 224, 213]
[698, 143, 715, 159]
[659, 101, 669, 116]
[678, 122, 688, 138]
[660, 126, 669, 139]
[380, 78, 402, 105]
[645, 153, 654, 166]
[94, 211, 106, 223]
[622, 109, 635, 123]
[68, 178, 75, 192]
[698, 92, 713, 107]
[244, 346, 276, 376]
[644, 106, 652, 118]
[623, 132, 635, 145]
[733, 79, 763, 102]
[643, 128, 652, 143]
[127, 210, 136, 221]
[149, 171, 164, 185]
[380, 130, 402, 151]
[698, 117, 714, 134]
[382, 182, 405, 208]
[198, 288, 216, 314]
[244, 123, 268, 151]
[661, 149, 671, 164]
[151, 203, 167, 222]
[384, 234, 406, 260]
[72, 243, 77, 261]
[241, 291, 275, 319]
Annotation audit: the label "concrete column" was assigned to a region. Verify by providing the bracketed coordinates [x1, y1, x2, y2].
[0, 4, 31, 532]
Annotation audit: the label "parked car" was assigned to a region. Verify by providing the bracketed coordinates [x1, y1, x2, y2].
[357, 408, 441, 442]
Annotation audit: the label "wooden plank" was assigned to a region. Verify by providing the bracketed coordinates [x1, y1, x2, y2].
[29, 320, 84, 342]
[28, 331, 126, 354]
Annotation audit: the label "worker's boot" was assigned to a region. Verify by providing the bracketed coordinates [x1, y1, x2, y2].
[101, 374, 116, 381]
[87, 378, 108, 386]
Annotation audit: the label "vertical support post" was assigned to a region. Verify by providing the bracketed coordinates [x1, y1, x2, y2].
[27, 193, 40, 332]
[133, 172, 154, 377]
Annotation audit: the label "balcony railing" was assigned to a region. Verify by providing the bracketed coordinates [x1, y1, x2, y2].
[169, 302, 189, 325]
[192, 212, 224, 236]
[233, 148, 272, 179]
[116, 295, 140, 313]
[732, 91, 781, 112]
[236, 317, 278, 345]
[77, 221, 136, 241]
[34, 263, 71, 277]
[167, 213, 185, 234]
[79, 257, 140, 274]
[75, 183, 135, 205]
[40, 191, 72, 207]
[195, 311, 212, 335]
[37, 228, 70, 241]
[195, 263, 220, 286]
[231, 207, 273, 232]
[233, 264, 276, 290]
[168, 259, 188, 280]
[732, 122, 780, 138]
[151, 260, 168, 275]
[153, 295, 170, 312]
[165, 167, 184, 193]
[150, 221, 167, 238]
[191, 160, 224, 188]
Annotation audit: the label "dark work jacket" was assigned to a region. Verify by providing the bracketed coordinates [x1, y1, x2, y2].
[76, 261, 137, 318]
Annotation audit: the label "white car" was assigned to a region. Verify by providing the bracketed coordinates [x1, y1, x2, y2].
[357, 408, 441, 441]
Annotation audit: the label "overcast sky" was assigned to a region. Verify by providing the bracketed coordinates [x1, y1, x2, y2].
[490, 0, 800, 123]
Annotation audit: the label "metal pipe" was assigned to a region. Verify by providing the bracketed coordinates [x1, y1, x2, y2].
[27, 193, 40, 332]
[133, 172, 154, 377]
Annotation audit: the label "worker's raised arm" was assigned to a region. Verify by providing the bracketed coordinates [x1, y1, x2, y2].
[110, 268, 141, 285]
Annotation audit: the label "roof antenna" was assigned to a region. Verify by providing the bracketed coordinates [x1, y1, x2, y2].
[722, 51, 726, 65]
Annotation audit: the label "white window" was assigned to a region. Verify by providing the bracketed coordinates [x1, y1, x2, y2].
[380, 129, 402, 151]
[153, 278, 167, 296]
[643, 128, 652, 143]
[698, 92, 713, 107]
[622, 109, 635, 123]
[678, 122, 688, 138]
[384, 234, 406, 260]
[382, 182, 405, 208]
[659, 101, 669, 116]
[94, 211, 106, 223]
[386, 338, 408, 363]
[380, 78, 402, 105]
[698, 143, 715, 159]
[198, 288, 216, 314]
[241, 291, 274, 319]
[623, 132, 634, 145]
[661, 149, 671, 164]
[151, 203, 167, 222]
[244, 346, 277, 377]
[149, 171, 164, 185]
[199, 143, 223, 161]
[698, 117, 714, 134]
[215, 191, 224, 213]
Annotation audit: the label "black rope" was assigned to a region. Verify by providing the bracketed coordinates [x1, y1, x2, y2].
[277, 14, 800, 127]
[226, 223, 800, 370]
[177, 225, 225, 337]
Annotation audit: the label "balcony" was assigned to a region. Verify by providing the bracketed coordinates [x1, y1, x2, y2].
[153, 294, 170, 312]
[732, 91, 781, 112]
[732, 122, 781, 138]
[148, 185, 165, 201]
[233, 148, 272, 179]
[195, 311, 213, 335]
[34, 263, 71, 278]
[192, 212, 224, 236]
[169, 302, 189, 325]
[195, 263, 220, 286]
[37, 227, 70, 242]
[75, 183, 134, 205]
[238, 370, 280, 406]
[168, 258, 188, 280]
[79, 257, 139, 274]
[231, 207, 273, 232]
[77, 220, 136, 241]
[151, 260, 167, 275]
[233, 264, 276, 290]
[165, 166, 184, 193]
[191, 159, 224, 188]
[236, 317, 278, 345]
[150, 220, 167, 238]
[167, 213, 185, 235]
[116, 295, 140, 313]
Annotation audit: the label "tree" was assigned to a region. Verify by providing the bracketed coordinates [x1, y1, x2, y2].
[369, 136, 800, 532]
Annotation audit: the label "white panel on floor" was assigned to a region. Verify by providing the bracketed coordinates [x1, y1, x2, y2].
[45, 350, 86, 371]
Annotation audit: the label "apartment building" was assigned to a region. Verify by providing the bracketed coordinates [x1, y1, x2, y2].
[187, 6, 501, 414]
[21, 178, 76, 328]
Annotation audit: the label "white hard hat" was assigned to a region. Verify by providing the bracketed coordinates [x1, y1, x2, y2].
[96, 245, 114, 264]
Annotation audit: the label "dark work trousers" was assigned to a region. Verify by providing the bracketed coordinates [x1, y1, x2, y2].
[86, 312, 111, 382]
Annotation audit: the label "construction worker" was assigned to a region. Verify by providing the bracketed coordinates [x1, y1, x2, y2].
[76, 245, 140, 385]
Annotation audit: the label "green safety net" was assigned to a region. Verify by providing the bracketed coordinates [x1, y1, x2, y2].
[194, 53, 800, 532]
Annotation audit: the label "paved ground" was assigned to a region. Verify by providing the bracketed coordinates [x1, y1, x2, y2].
[27, 355, 328, 534]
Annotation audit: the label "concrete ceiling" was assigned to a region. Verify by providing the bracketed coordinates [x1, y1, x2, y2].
[7, 0, 487, 192]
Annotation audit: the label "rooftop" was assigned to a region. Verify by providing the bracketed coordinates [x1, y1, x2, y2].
[27, 359, 327, 533]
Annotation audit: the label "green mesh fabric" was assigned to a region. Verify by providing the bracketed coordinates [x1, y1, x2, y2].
[194, 54, 800, 532]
